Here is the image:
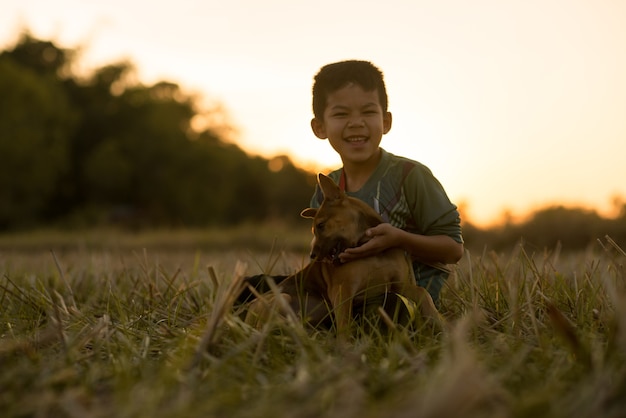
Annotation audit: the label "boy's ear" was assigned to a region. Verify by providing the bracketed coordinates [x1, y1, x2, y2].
[311, 118, 327, 139]
[383, 112, 393, 134]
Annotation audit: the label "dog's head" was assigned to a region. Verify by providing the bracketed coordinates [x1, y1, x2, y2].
[300, 173, 383, 264]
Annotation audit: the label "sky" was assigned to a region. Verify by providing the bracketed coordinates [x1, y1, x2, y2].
[2, 0, 625, 226]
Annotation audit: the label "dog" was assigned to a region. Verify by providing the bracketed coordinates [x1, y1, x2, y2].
[244, 173, 443, 336]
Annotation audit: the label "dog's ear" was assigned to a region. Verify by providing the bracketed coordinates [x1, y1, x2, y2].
[318, 173, 342, 201]
[300, 208, 317, 218]
[356, 199, 384, 227]
[362, 211, 383, 228]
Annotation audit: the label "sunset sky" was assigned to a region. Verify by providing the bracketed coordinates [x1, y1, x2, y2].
[2, 0, 625, 226]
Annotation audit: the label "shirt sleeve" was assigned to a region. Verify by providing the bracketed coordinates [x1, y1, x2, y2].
[403, 165, 463, 244]
[309, 185, 322, 209]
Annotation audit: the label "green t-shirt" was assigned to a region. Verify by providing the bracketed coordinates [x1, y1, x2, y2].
[309, 148, 463, 301]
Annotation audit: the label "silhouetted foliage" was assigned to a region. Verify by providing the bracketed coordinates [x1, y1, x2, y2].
[0, 48, 76, 228]
[462, 204, 626, 252]
[0, 33, 315, 230]
[4, 34, 72, 77]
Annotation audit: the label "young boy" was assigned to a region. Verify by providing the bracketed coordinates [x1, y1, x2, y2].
[308, 60, 463, 305]
[239, 60, 463, 312]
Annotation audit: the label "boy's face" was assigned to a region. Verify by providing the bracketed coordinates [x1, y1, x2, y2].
[311, 83, 392, 167]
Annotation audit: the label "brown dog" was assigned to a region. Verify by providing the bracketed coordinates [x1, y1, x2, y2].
[244, 173, 443, 336]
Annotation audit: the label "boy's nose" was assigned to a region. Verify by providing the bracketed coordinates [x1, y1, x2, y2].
[347, 117, 365, 127]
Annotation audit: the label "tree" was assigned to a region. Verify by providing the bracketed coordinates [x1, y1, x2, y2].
[0, 56, 75, 227]
[0, 32, 316, 230]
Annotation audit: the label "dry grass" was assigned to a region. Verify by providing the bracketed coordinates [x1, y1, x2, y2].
[1, 230, 625, 417]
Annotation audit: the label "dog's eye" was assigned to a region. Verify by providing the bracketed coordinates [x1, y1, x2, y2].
[316, 222, 325, 232]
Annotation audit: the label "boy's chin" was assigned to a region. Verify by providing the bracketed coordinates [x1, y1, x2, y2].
[341, 148, 381, 164]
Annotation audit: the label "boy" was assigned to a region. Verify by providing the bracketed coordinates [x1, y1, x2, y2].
[239, 60, 463, 311]
[308, 60, 463, 305]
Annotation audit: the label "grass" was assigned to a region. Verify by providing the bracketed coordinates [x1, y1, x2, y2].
[1, 229, 625, 417]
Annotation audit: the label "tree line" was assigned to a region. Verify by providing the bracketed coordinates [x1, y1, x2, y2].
[462, 204, 626, 252]
[0, 33, 316, 230]
[1, 33, 624, 252]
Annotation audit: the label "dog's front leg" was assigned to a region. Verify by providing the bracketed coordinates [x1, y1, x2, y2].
[329, 284, 353, 339]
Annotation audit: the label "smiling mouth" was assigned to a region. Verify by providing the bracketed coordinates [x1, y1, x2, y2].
[345, 136, 367, 143]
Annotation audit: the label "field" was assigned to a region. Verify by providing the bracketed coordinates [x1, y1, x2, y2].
[1, 228, 626, 418]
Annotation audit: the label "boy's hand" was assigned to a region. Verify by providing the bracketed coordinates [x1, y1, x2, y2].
[338, 223, 401, 263]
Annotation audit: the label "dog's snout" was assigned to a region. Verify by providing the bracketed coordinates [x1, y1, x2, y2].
[309, 235, 319, 260]
[310, 243, 323, 260]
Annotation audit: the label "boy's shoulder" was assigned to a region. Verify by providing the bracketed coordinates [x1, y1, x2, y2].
[378, 149, 433, 181]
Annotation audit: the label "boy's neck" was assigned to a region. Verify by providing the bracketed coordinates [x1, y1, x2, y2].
[341, 148, 382, 192]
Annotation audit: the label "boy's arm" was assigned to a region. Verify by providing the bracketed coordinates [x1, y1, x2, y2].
[339, 223, 463, 265]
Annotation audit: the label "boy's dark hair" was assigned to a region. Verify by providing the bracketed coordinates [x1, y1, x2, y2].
[312, 60, 388, 119]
